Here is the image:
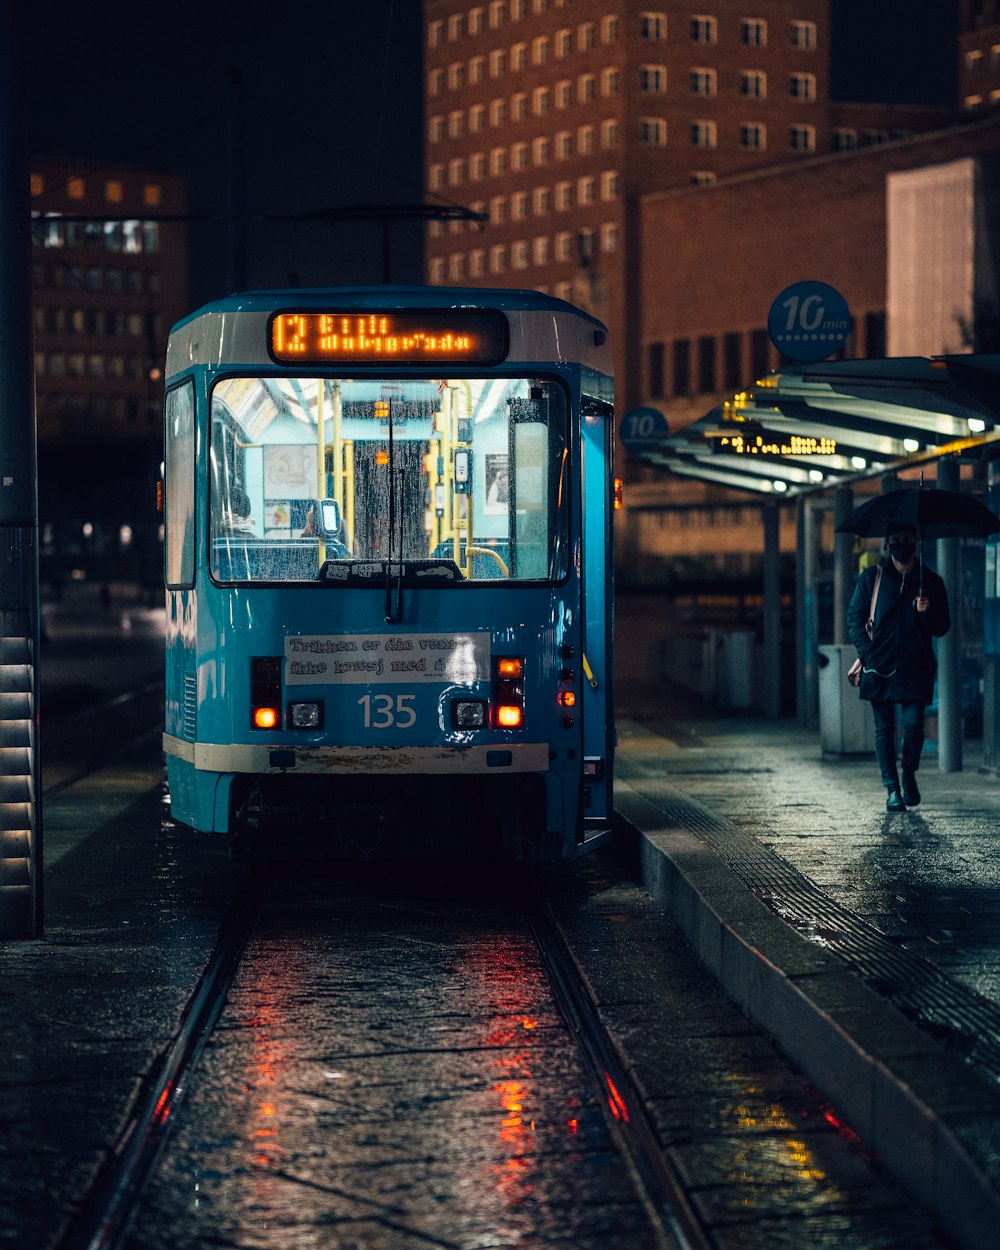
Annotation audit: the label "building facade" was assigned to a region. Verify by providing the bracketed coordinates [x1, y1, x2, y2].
[29, 160, 188, 587]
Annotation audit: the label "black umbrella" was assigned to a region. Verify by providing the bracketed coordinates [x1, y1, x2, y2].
[835, 486, 1000, 596]
[834, 487, 1000, 540]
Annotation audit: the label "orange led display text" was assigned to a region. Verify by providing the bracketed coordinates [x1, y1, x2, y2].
[269, 309, 508, 365]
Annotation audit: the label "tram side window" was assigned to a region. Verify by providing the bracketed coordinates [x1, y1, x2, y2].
[164, 380, 195, 588]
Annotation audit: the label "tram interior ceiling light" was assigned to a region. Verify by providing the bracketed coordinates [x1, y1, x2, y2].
[851, 456, 868, 470]
[903, 439, 921, 453]
[969, 418, 987, 433]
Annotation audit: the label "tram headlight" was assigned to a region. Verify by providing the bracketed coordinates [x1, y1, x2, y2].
[452, 699, 487, 729]
[289, 701, 324, 729]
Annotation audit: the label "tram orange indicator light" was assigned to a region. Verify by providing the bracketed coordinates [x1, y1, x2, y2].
[613, 478, 624, 510]
[253, 707, 279, 730]
[496, 657, 523, 678]
[496, 705, 523, 729]
[557, 690, 576, 707]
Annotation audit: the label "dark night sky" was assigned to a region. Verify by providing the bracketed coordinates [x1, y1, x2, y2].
[26, 3, 428, 309]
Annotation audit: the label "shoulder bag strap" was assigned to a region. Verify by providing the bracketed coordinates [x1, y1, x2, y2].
[867, 566, 883, 636]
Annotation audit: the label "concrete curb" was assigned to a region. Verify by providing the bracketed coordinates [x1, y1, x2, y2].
[615, 778, 1000, 1250]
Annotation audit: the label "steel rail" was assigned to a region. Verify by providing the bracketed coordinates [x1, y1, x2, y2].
[527, 895, 714, 1250]
[56, 868, 267, 1250]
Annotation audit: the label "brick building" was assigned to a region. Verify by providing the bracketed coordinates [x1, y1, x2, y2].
[423, 0, 958, 410]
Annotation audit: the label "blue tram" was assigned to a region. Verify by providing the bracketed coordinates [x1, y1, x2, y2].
[162, 287, 615, 858]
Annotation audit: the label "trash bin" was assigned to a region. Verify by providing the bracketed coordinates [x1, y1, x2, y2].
[818, 644, 875, 754]
[719, 631, 755, 709]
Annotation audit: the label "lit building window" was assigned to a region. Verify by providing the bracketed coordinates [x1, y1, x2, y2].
[691, 119, 716, 148]
[512, 42, 528, 70]
[791, 20, 816, 50]
[965, 94, 984, 111]
[555, 181, 573, 210]
[429, 257, 445, 283]
[490, 97, 506, 125]
[555, 232, 573, 261]
[833, 128, 857, 150]
[992, 45, 1000, 71]
[30, 173, 44, 196]
[790, 72, 816, 101]
[490, 244, 507, 272]
[449, 158, 466, 185]
[448, 253, 465, 281]
[579, 73, 596, 102]
[490, 49, 506, 77]
[790, 124, 815, 151]
[105, 180, 123, 204]
[512, 92, 528, 119]
[448, 13, 464, 40]
[429, 115, 445, 142]
[489, 1, 507, 30]
[602, 67, 620, 96]
[533, 86, 550, 114]
[640, 64, 667, 93]
[470, 248, 486, 276]
[67, 178, 85, 200]
[512, 191, 529, 219]
[740, 123, 766, 150]
[578, 124, 595, 153]
[640, 11, 667, 41]
[602, 15, 619, 43]
[428, 20, 444, 47]
[578, 22, 596, 51]
[490, 148, 507, 175]
[741, 18, 767, 47]
[555, 28, 572, 56]
[533, 36, 549, 63]
[512, 240, 529, 269]
[740, 70, 766, 98]
[690, 67, 716, 96]
[471, 153, 488, 180]
[449, 110, 465, 138]
[448, 62, 465, 89]
[600, 222, 617, 252]
[601, 119, 619, 148]
[966, 50, 984, 75]
[470, 104, 486, 132]
[470, 56, 486, 84]
[512, 142, 529, 171]
[578, 175, 596, 204]
[490, 195, 506, 222]
[533, 136, 551, 164]
[690, 170, 716, 185]
[556, 130, 573, 158]
[690, 15, 716, 45]
[429, 164, 444, 190]
[470, 8, 486, 35]
[555, 79, 573, 108]
[600, 170, 619, 199]
[429, 68, 444, 95]
[533, 186, 551, 214]
[640, 117, 667, 146]
[555, 280, 572, 301]
[533, 235, 550, 264]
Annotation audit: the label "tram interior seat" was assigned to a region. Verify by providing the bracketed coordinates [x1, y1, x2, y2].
[212, 536, 349, 581]
[430, 540, 510, 579]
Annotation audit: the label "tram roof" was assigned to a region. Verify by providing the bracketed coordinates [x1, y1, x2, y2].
[627, 354, 1000, 498]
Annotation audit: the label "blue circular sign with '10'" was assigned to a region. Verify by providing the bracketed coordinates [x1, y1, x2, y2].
[767, 280, 851, 363]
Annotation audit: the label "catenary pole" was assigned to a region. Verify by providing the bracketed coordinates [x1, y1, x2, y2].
[936, 456, 962, 772]
[0, 0, 42, 936]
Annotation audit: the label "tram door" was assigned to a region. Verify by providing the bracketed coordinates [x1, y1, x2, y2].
[351, 441, 428, 563]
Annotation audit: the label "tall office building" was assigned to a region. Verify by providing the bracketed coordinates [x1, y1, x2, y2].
[960, 0, 1000, 110]
[423, 1, 957, 406]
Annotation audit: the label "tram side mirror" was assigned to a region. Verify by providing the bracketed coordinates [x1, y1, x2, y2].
[317, 498, 342, 537]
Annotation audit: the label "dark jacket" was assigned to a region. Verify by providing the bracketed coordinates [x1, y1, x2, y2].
[846, 556, 950, 704]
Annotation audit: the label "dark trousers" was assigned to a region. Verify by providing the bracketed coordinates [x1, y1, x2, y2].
[871, 700, 925, 789]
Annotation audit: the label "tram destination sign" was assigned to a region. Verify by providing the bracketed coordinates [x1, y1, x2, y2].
[270, 309, 509, 365]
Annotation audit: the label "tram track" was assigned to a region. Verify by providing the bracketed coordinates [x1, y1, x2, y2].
[54, 860, 713, 1250]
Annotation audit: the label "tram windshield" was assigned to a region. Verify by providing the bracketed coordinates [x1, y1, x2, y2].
[208, 376, 569, 585]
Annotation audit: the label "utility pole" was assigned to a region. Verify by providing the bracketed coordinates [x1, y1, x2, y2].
[0, 0, 42, 937]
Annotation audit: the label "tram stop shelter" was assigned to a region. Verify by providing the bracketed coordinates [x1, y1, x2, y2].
[626, 353, 1000, 773]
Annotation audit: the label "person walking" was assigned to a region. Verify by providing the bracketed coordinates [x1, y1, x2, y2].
[847, 522, 951, 812]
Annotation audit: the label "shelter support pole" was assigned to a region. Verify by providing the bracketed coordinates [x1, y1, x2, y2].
[936, 457, 963, 772]
[762, 504, 781, 718]
[833, 486, 854, 644]
[0, 2, 41, 938]
[795, 498, 818, 726]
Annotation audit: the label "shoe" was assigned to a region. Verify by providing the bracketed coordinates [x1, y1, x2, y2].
[886, 787, 906, 813]
[901, 774, 921, 806]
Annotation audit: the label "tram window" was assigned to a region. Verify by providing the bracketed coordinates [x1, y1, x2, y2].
[206, 375, 569, 585]
[164, 381, 196, 588]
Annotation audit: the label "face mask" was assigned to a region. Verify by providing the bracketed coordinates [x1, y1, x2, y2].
[889, 541, 916, 562]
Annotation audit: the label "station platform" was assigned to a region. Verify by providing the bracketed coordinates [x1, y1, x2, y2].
[614, 597, 1000, 1250]
[7, 586, 1000, 1248]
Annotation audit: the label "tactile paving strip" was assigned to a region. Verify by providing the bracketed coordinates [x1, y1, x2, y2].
[640, 785, 1000, 1085]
